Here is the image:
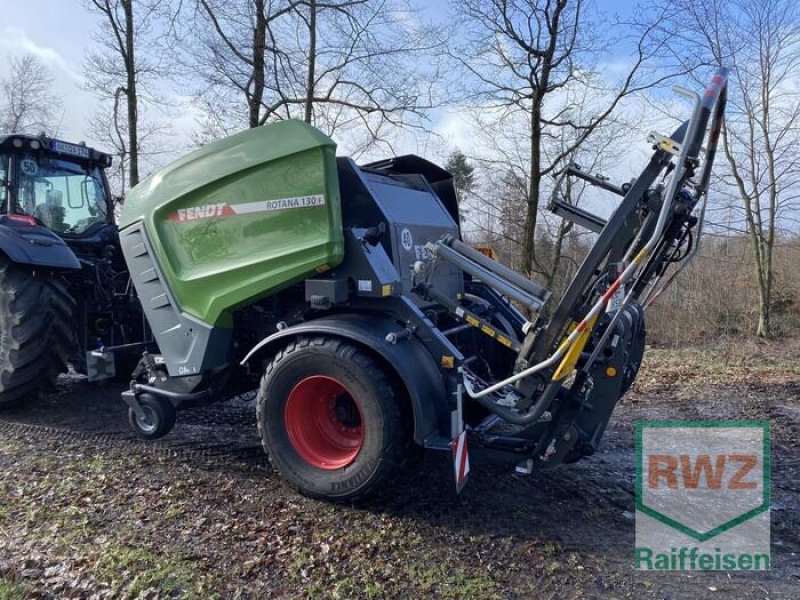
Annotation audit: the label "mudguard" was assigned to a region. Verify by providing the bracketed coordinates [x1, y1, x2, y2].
[241, 314, 447, 446]
[0, 218, 80, 269]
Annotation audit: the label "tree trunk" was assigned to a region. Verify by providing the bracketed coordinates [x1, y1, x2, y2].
[250, 0, 267, 128]
[522, 101, 542, 279]
[123, 0, 139, 187]
[304, 0, 316, 123]
[521, 0, 565, 281]
[757, 299, 770, 338]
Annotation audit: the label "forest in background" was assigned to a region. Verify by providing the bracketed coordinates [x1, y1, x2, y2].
[2, 0, 798, 344]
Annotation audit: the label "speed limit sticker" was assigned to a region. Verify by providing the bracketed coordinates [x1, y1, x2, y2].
[20, 159, 38, 176]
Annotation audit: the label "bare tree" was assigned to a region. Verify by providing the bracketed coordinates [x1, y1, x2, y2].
[452, 0, 677, 283]
[85, 0, 169, 192]
[0, 55, 61, 134]
[655, 0, 800, 337]
[187, 0, 441, 150]
[189, 0, 298, 132]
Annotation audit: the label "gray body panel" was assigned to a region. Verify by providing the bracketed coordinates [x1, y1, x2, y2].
[330, 158, 463, 307]
[341, 228, 401, 298]
[360, 173, 462, 300]
[119, 222, 230, 376]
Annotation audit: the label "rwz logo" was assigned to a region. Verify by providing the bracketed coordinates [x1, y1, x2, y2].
[647, 453, 758, 490]
[635, 421, 770, 571]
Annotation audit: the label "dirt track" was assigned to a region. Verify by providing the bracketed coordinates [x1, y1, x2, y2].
[0, 339, 798, 599]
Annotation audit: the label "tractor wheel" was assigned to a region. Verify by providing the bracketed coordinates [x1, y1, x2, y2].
[128, 393, 176, 440]
[257, 336, 414, 502]
[0, 258, 75, 407]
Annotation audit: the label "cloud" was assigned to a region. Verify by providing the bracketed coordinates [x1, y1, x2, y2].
[0, 27, 96, 141]
[0, 27, 81, 82]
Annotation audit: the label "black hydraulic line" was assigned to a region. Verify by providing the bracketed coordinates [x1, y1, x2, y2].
[92, 341, 151, 353]
[686, 67, 729, 160]
[430, 242, 546, 312]
[695, 74, 728, 197]
[470, 380, 560, 426]
[422, 284, 521, 351]
[442, 323, 471, 336]
[445, 236, 551, 301]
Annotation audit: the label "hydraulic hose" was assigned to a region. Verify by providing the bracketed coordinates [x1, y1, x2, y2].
[464, 68, 728, 408]
[465, 377, 560, 425]
[644, 77, 729, 309]
[584, 67, 729, 369]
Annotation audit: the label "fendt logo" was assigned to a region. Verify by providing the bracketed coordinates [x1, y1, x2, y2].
[635, 422, 770, 571]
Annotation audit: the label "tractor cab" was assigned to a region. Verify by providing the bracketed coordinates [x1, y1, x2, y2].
[0, 135, 114, 236]
[0, 134, 147, 401]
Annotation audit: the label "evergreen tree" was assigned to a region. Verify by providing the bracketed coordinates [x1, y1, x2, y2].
[445, 150, 475, 203]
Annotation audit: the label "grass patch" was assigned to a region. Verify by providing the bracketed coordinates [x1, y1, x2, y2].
[0, 579, 27, 600]
[94, 542, 216, 599]
[0, 441, 18, 453]
[403, 560, 501, 599]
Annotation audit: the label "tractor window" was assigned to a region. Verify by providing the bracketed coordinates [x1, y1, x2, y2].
[14, 154, 108, 234]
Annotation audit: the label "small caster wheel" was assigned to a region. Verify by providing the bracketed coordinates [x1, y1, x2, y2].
[128, 393, 176, 440]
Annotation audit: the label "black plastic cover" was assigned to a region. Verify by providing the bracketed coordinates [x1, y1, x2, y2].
[0, 217, 80, 269]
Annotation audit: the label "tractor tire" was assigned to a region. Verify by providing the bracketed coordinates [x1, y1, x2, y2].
[0, 258, 75, 407]
[257, 336, 414, 502]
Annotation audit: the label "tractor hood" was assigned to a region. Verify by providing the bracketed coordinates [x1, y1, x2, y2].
[0, 214, 80, 269]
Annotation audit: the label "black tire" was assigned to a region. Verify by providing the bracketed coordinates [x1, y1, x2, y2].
[0, 258, 75, 407]
[128, 393, 176, 439]
[257, 336, 414, 502]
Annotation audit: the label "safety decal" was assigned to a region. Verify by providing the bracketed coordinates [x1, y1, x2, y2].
[400, 227, 413, 251]
[452, 430, 470, 493]
[168, 194, 325, 222]
[20, 159, 38, 176]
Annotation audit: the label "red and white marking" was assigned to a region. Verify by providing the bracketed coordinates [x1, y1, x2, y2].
[452, 430, 470, 493]
[167, 194, 326, 222]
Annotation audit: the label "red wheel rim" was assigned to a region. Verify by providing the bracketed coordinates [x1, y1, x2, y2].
[284, 375, 364, 470]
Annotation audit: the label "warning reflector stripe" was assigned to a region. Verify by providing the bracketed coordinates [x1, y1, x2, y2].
[452, 431, 470, 493]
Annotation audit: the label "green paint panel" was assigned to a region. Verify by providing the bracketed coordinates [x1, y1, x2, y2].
[120, 120, 344, 326]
